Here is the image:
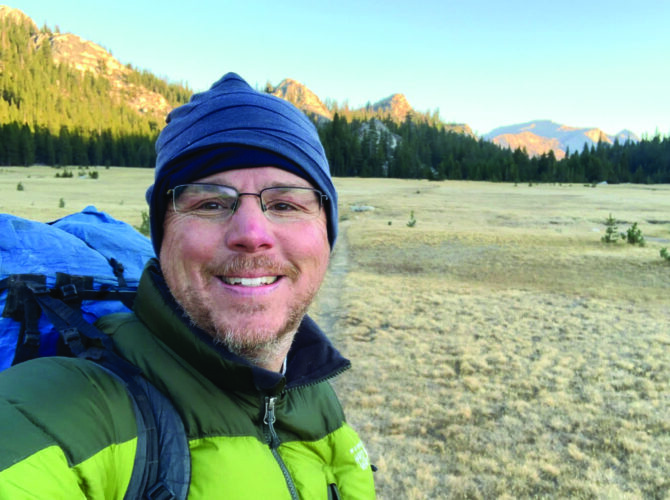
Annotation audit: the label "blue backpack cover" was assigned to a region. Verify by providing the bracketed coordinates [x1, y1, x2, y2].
[0, 205, 154, 369]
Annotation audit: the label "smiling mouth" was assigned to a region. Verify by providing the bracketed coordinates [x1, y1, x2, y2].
[220, 276, 279, 287]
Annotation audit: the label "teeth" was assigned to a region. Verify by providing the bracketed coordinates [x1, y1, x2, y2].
[222, 276, 278, 287]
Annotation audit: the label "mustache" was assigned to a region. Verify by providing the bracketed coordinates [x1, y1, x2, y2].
[208, 255, 299, 280]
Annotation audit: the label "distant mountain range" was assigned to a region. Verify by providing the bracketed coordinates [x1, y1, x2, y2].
[484, 121, 640, 160]
[0, 4, 643, 160]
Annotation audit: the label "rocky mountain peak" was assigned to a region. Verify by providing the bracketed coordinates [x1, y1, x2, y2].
[371, 93, 412, 122]
[584, 128, 609, 144]
[268, 78, 332, 123]
[493, 131, 565, 160]
[0, 5, 37, 32]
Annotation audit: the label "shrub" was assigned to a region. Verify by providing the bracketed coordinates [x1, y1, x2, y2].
[661, 248, 670, 262]
[89, 170, 99, 179]
[601, 213, 619, 244]
[406, 210, 417, 228]
[55, 169, 73, 178]
[624, 222, 645, 246]
[59, 198, 65, 208]
[135, 210, 150, 236]
[17, 182, 24, 191]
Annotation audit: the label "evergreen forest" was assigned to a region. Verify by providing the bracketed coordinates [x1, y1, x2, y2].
[1, 14, 669, 183]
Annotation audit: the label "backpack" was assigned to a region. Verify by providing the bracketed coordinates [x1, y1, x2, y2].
[0, 206, 190, 500]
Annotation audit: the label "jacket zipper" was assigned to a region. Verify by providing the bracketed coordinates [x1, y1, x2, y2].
[264, 396, 299, 500]
[260, 363, 351, 499]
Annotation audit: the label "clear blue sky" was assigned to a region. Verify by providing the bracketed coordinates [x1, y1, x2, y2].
[12, 0, 670, 138]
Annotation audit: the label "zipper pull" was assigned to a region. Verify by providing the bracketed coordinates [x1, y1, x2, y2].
[264, 396, 281, 449]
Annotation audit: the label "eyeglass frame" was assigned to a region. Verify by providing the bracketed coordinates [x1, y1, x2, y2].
[166, 183, 329, 222]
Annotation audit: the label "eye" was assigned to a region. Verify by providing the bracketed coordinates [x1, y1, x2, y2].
[262, 188, 320, 219]
[197, 197, 234, 210]
[183, 196, 236, 215]
[266, 199, 302, 213]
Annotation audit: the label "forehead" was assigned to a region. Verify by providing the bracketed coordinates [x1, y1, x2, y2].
[195, 166, 313, 189]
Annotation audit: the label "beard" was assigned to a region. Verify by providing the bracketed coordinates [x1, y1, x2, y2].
[167, 255, 321, 369]
[208, 295, 309, 368]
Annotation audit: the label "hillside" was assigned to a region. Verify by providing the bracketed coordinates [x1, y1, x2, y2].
[31, 31, 172, 120]
[0, 5, 189, 124]
[0, 5, 192, 166]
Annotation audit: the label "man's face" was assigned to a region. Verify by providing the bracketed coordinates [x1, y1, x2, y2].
[160, 167, 330, 365]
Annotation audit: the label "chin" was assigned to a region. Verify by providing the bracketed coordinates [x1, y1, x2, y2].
[211, 319, 297, 368]
[213, 314, 296, 348]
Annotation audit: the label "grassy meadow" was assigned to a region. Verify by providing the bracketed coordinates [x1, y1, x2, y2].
[3, 166, 670, 499]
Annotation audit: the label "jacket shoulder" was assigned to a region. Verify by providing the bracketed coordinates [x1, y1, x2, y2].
[96, 311, 142, 335]
[0, 357, 137, 470]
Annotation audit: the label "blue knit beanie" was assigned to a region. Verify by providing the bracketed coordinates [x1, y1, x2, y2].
[146, 72, 337, 256]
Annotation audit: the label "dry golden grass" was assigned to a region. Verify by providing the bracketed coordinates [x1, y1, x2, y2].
[1, 166, 152, 227]
[3, 167, 670, 498]
[312, 178, 670, 499]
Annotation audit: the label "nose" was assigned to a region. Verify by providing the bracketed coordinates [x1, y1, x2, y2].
[223, 195, 275, 252]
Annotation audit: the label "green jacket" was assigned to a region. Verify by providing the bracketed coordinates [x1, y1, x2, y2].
[0, 261, 376, 499]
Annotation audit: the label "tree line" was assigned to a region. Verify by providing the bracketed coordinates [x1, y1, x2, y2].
[3, 103, 669, 185]
[318, 114, 670, 184]
[0, 122, 156, 167]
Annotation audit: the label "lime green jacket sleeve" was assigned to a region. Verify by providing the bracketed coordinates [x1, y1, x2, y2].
[0, 357, 137, 499]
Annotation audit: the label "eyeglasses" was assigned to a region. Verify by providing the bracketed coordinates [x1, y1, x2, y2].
[167, 183, 327, 223]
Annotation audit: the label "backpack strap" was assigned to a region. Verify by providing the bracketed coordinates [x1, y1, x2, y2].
[134, 375, 191, 500]
[55, 271, 136, 311]
[93, 352, 191, 500]
[2, 274, 137, 361]
[26, 283, 116, 354]
[1, 275, 47, 364]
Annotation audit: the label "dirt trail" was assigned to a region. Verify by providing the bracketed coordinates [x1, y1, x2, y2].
[313, 223, 350, 339]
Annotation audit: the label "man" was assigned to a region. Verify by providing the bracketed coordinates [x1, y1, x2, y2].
[0, 73, 376, 498]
